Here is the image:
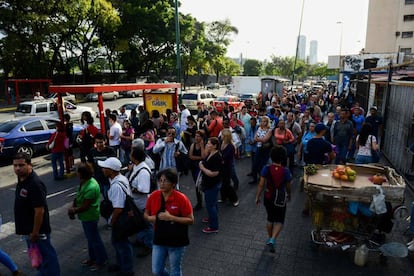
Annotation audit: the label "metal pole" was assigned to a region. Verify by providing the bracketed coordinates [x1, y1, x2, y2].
[291, 0, 305, 85]
[174, 0, 181, 98]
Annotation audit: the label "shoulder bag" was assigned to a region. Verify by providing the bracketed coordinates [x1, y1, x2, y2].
[153, 192, 189, 247]
[112, 181, 147, 241]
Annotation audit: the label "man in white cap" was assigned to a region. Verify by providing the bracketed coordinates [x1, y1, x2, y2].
[98, 157, 134, 275]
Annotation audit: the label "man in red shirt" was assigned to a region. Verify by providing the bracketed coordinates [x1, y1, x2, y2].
[207, 111, 223, 138]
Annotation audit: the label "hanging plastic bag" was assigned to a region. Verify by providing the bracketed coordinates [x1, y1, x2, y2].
[369, 186, 387, 215]
[28, 243, 43, 268]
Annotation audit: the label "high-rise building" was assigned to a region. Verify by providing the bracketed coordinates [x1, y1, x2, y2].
[298, 35, 306, 61]
[365, 0, 414, 55]
[309, 40, 318, 64]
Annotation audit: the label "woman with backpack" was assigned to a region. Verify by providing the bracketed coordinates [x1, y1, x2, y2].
[255, 146, 292, 253]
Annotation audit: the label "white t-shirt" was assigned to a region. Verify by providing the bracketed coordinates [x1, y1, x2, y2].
[180, 108, 191, 132]
[356, 134, 376, 156]
[108, 174, 131, 209]
[129, 163, 151, 210]
[109, 122, 122, 146]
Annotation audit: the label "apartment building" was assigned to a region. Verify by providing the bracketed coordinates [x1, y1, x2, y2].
[365, 0, 414, 56]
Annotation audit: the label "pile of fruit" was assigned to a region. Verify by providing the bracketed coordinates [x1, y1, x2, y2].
[305, 164, 319, 175]
[332, 165, 357, 181]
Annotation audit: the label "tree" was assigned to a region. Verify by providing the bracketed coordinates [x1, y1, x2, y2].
[243, 59, 262, 76]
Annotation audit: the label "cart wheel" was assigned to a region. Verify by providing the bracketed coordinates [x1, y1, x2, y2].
[392, 205, 410, 234]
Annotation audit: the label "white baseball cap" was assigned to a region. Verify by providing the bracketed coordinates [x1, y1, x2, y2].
[98, 157, 122, 171]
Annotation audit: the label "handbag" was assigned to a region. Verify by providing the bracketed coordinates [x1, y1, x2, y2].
[112, 182, 147, 241]
[370, 136, 381, 163]
[153, 193, 189, 247]
[28, 243, 43, 268]
[47, 132, 58, 150]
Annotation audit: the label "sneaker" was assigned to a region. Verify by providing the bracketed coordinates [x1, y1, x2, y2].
[407, 239, 414, 247]
[408, 243, 414, 252]
[81, 259, 94, 266]
[232, 200, 240, 207]
[217, 199, 224, 203]
[202, 227, 219, 234]
[201, 217, 209, 223]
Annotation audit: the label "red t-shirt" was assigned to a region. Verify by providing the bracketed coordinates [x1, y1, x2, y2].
[145, 190, 193, 218]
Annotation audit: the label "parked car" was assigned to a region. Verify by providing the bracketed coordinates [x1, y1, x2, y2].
[86, 91, 119, 101]
[0, 117, 83, 159]
[213, 95, 245, 113]
[206, 82, 220, 90]
[119, 90, 141, 98]
[46, 92, 77, 104]
[119, 103, 139, 118]
[14, 100, 96, 122]
[181, 90, 216, 114]
[239, 94, 257, 108]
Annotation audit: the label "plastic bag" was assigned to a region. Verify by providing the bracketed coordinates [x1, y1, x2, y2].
[369, 186, 387, 215]
[28, 243, 43, 268]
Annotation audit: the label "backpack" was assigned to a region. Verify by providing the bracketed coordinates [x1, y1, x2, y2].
[128, 166, 158, 194]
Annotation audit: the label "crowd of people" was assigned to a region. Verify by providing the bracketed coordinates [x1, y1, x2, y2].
[7, 84, 414, 276]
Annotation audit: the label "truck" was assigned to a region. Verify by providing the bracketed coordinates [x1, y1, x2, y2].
[230, 76, 261, 96]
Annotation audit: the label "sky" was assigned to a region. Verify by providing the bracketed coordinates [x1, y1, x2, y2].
[179, 0, 369, 63]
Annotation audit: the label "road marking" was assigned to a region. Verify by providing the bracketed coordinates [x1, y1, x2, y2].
[46, 187, 76, 199]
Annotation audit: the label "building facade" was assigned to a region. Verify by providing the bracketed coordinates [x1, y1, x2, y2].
[298, 35, 306, 61]
[309, 40, 318, 65]
[365, 0, 414, 55]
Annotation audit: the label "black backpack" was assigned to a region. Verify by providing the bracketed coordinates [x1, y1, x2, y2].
[128, 166, 158, 194]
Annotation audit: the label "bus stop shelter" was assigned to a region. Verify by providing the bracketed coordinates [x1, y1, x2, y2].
[49, 83, 180, 134]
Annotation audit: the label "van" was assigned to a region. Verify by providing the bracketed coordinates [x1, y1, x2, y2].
[181, 90, 216, 114]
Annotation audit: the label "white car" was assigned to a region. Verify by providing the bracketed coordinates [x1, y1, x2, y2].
[14, 100, 96, 122]
[181, 90, 216, 114]
[86, 91, 119, 101]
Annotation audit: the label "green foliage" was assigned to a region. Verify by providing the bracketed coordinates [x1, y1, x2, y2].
[243, 59, 262, 76]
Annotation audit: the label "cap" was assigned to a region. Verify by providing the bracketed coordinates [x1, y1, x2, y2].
[315, 123, 327, 134]
[98, 157, 122, 171]
[370, 106, 378, 111]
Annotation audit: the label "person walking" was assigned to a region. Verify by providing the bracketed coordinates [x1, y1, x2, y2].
[249, 116, 273, 184]
[199, 137, 223, 234]
[333, 109, 354, 164]
[128, 148, 154, 258]
[219, 129, 239, 207]
[144, 168, 194, 276]
[255, 146, 292, 253]
[0, 248, 22, 275]
[67, 163, 108, 271]
[108, 114, 123, 157]
[189, 130, 206, 210]
[355, 123, 379, 164]
[13, 152, 61, 275]
[46, 122, 66, 180]
[63, 114, 75, 174]
[120, 120, 135, 167]
[98, 157, 134, 276]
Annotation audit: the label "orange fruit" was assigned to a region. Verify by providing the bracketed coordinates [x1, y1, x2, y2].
[340, 174, 348, 181]
[333, 172, 340, 179]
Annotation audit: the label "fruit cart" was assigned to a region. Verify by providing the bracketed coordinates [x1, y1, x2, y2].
[304, 164, 408, 257]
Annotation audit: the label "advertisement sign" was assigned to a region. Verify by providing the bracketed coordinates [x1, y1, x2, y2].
[343, 54, 397, 72]
[144, 92, 177, 114]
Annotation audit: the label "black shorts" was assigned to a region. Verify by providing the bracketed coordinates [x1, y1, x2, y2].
[264, 200, 286, 224]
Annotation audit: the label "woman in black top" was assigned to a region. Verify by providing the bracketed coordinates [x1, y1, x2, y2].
[220, 129, 239, 206]
[199, 137, 222, 234]
[189, 131, 206, 210]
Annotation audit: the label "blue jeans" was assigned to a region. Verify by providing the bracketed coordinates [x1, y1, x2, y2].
[252, 148, 270, 181]
[0, 248, 18, 272]
[51, 152, 64, 179]
[81, 221, 108, 265]
[152, 245, 185, 276]
[111, 231, 134, 273]
[355, 155, 372, 164]
[26, 235, 60, 276]
[335, 144, 348, 164]
[204, 183, 221, 230]
[137, 221, 154, 248]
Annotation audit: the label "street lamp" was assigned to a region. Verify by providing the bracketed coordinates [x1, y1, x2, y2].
[336, 21, 343, 94]
[174, 0, 181, 91]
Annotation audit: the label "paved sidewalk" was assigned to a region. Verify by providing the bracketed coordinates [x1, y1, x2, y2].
[0, 157, 413, 275]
